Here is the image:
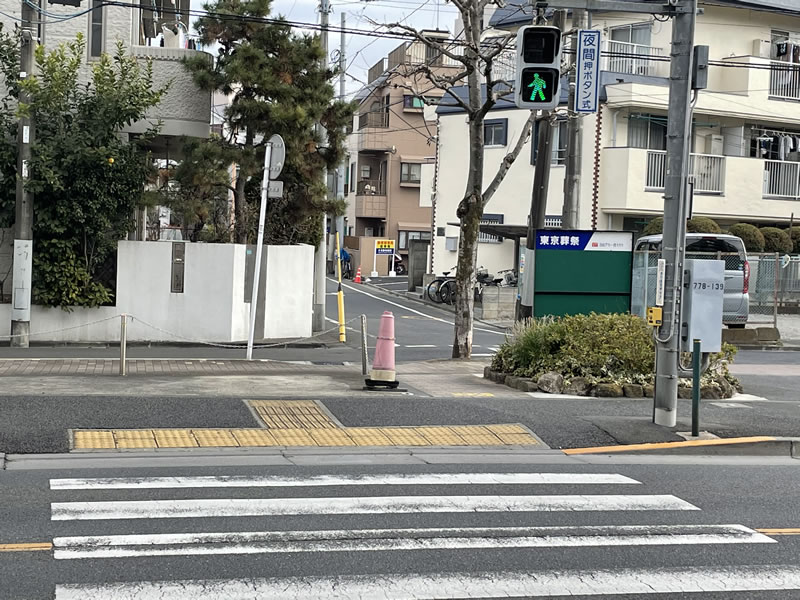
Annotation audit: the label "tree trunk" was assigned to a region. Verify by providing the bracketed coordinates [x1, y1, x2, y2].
[452, 199, 481, 358]
[234, 130, 255, 245]
[234, 172, 247, 244]
[452, 107, 485, 358]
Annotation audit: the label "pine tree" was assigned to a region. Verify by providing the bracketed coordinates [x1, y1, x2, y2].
[182, 0, 355, 245]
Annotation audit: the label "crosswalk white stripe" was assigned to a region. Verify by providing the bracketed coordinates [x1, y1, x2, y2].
[49, 473, 641, 491]
[52, 524, 774, 560]
[54, 565, 800, 599]
[51, 494, 698, 521]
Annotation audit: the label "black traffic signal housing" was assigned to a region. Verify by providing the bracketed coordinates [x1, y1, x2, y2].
[514, 25, 562, 110]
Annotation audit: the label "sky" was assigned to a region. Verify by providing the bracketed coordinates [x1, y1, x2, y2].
[192, 0, 465, 100]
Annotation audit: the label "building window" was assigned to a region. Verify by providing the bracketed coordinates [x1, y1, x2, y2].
[89, 0, 105, 58]
[398, 230, 432, 250]
[479, 213, 504, 243]
[544, 215, 563, 228]
[400, 162, 422, 184]
[610, 22, 651, 46]
[484, 119, 508, 147]
[403, 95, 425, 109]
[628, 113, 667, 150]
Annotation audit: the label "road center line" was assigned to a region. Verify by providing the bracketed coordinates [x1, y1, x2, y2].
[0, 542, 52, 552]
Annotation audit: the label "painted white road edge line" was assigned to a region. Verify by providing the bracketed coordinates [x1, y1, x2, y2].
[53, 524, 774, 560]
[51, 494, 699, 521]
[55, 565, 800, 599]
[50, 473, 642, 491]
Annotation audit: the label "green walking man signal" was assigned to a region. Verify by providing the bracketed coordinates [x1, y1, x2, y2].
[515, 25, 562, 110]
[529, 73, 547, 101]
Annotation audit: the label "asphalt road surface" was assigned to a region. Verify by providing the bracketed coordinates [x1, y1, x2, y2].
[0, 453, 799, 599]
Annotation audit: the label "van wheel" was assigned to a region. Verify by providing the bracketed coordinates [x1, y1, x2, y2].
[727, 324, 746, 329]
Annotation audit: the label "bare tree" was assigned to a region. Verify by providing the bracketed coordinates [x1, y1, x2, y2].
[384, 6, 537, 358]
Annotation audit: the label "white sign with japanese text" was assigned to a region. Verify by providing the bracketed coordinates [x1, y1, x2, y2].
[575, 30, 601, 114]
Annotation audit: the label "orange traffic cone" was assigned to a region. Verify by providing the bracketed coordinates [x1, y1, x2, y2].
[354, 266, 362, 284]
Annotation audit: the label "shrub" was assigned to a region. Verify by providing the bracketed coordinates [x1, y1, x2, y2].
[728, 223, 765, 253]
[786, 227, 800, 254]
[641, 216, 720, 236]
[642, 217, 663, 236]
[687, 216, 721, 234]
[491, 313, 654, 381]
[759, 227, 793, 254]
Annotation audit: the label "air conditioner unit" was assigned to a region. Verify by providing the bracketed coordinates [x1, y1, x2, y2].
[706, 134, 724, 155]
[753, 39, 771, 59]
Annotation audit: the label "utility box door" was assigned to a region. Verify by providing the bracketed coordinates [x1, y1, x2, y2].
[683, 259, 724, 353]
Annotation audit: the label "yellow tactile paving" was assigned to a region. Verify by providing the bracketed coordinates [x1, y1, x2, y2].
[379, 428, 430, 446]
[494, 433, 540, 445]
[192, 429, 239, 447]
[269, 428, 318, 446]
[113, 430, 157, 449]
[154, 429, 199, 448]
[485, 424, 529, 435]
[70, 424, 539, 450]
[72, 430, 115, 449]
[249, 400, 337, 429]
[309, 429, 357, 447]
[448, 426, 506, 446]
[231, 429, 278, 447]
[414, 427, 468, 446]
[345, 428, 394, 446]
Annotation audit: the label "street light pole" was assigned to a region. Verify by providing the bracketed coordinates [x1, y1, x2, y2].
[11, 0, 36, 348]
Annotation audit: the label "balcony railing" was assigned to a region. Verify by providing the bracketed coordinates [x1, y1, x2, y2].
[356, 179, 386, 196]
[604, 40, 663, 76]
[763, 160, 800, 199]
[645, 150, 725, 194]
[387, 40, 462, 70]
[358, 112, 389, 130]
[769, 60, 800, 100]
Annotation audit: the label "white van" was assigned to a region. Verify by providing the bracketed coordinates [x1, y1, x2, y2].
[633, 233, 749, 328]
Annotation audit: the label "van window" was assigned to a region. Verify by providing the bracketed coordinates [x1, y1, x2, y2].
[635, 240, 661, 252]
[685, 237, 745, 271]
[685, 238, 743, 255]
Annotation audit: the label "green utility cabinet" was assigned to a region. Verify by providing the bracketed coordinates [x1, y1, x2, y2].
[532, 230, 633, 318]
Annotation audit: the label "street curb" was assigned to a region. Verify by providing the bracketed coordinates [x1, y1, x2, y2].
[359, 281, 509, 332]
[738, 344, 800, 352]
[563, 436, 800, 457]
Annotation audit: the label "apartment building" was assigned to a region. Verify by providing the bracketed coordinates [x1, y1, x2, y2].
[0, 0, 211, 152]
[430, 0, 800, 275]
[343, 34, 460, 263]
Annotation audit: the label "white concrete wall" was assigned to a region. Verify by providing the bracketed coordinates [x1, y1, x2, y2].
[262, 245, 314, 340]
[0, 242, 313, 343]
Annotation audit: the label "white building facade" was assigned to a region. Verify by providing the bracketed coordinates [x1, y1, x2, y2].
[430, 0, 800, 275]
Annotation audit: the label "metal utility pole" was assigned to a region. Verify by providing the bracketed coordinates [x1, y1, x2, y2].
[562, 8, 586, 230]
[518, 9, 565, 320]
[653, 0, 697, 427]
[335, 12, 347, 243]
[313, 0, 331, 332]
[11, 0, 36, 348]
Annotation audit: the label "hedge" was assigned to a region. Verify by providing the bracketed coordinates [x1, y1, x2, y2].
[728, 223, 765, 253]
[759, 227, 793, 254]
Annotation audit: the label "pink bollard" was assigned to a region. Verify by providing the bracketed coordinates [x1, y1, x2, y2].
[367, 311, 399, 388]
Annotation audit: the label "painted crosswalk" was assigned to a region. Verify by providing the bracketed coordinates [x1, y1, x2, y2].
[47, 470, 796, 598]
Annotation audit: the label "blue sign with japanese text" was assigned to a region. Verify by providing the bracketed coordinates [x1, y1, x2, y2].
[575, 30, 601, 114]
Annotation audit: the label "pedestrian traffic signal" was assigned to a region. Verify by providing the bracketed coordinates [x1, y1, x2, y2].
[515, 25, 562, 110]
